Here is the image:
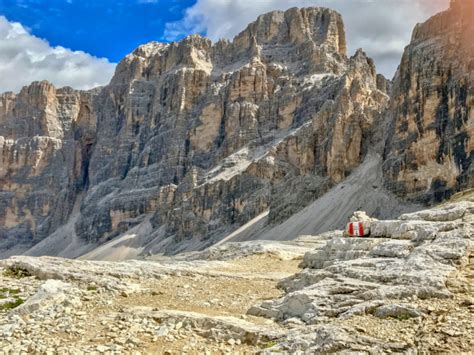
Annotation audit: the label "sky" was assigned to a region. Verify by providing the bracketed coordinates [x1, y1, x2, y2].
[0, 0, 450, 93]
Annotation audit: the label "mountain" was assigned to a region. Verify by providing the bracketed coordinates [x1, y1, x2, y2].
[383, 0, 474, 202]
[0, 2, 472, 259]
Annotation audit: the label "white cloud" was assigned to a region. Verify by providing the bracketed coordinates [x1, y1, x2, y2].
[0, 16, 116, 93]
[164, 0, 450, 78]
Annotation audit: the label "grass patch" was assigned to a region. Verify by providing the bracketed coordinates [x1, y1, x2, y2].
[0, 288, 20, 295]
[0, 288, 20, 299]
[264, 340, 278, 348]
[3, 266, 32, 279]
[0, 297, 24, 311]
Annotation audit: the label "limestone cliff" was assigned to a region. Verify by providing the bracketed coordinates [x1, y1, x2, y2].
[77, 7, 360, 249]
[0, 82, 97, 251]
[0, 7, 389, 256]
[383, 0, 474, 202]
[0, 3, 471, 257]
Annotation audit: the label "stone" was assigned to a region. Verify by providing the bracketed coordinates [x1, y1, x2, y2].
[156, 326, 169, 337]
[383, 0, 474, 203]
[0, 6, 389, 258]
[96, 345, 109, 353]
[373, 304, 422, 319]
[350, 211, 377, 223]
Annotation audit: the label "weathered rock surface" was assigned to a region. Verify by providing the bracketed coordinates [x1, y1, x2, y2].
[248, 202, 473, 340]
[0, 82, 97, 253]
[1, 7, 392, 257]
[13, 279, 82, 315]
[0, 200, 472, 353]
[384, 0, 474, 202]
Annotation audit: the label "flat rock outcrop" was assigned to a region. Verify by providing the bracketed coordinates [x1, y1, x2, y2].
[1, 199, 472, 353]
[248, 200, 473, 352]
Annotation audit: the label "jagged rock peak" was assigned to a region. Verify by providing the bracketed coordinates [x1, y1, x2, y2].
[128, 41, 169, 58]
[111, 7, 347, 85]
[412, 0, 474, 45]
[383, 0, 474, 202]
[234, 7, 347, 55]
[125, 7, 348, 56]
[111, 7, 349, 86]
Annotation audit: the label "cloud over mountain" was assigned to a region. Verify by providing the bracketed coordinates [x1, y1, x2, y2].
[0, 16, 115, 93]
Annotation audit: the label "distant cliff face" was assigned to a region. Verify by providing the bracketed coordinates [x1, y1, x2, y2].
[2, 3, 472, 257]
[75, 7, 386, 251]
[0, 83, 97, 251]
[0, 7, 388, 255]
[383, 0, 474, 202]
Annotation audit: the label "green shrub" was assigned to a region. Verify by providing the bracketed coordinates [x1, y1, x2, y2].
[3, 267, 32, 279]
[0, 297, 24, 311]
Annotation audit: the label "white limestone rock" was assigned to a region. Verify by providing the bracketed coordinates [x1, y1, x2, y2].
[249, 202, 473, 324]
[14, 280, 82, 315]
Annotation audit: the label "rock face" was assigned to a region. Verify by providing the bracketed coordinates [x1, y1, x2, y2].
[0, 3, 472, 257]
[0, 82, 97, 252]
[384, 0, 474, 202]
[0, 7, 389, 255]
[0, 199, 472, 353]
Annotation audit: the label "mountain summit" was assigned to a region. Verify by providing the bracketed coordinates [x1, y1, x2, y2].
[0, 4, 472, 260]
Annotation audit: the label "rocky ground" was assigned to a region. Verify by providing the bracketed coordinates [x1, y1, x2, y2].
[1, 197, 473, 354]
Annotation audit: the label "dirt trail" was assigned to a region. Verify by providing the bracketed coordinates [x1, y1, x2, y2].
[19, 254, 301, 354]
[1, 197, 473, 354]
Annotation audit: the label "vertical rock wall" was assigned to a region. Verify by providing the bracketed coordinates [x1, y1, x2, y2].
[383, 0, 474, 202]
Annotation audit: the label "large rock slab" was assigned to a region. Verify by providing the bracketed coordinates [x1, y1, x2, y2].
[249, 202, 473, 323]
[14, 280, 82, 315]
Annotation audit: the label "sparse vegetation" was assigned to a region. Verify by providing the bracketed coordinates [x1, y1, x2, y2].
[0, 297, 24, 311]
[3, 267, 32, 279]
[0, 288, 20, 299]
[264, 340, 278, 348]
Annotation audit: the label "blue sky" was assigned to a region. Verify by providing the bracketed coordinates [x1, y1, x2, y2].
[0, 0, 196, 62]
[0, 0, 449, 93]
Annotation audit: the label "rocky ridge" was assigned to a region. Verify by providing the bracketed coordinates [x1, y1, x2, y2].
[384, 0, 474, 202]
[0, 0, 472, 298]
[1, 6, 397, 257]
[0, 197, 472, 353]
